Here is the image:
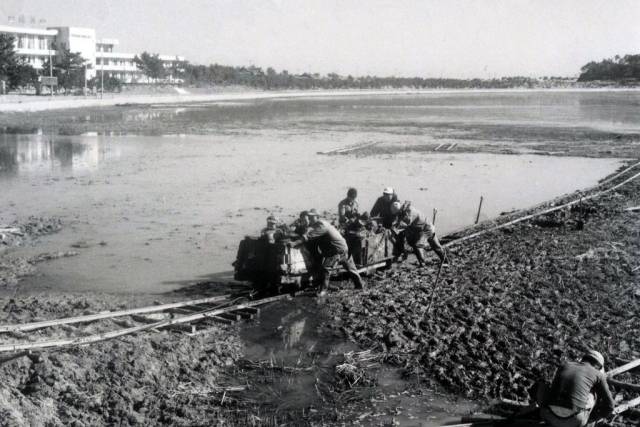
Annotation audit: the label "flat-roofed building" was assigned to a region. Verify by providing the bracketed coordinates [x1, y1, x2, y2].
[0, 24, 57, 70]
[0, 24, 185, 83]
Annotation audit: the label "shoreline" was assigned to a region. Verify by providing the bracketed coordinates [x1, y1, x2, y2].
[2, 86, 640, 113]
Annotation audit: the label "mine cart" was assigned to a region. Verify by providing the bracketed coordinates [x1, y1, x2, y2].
[233, 229, 395, 292]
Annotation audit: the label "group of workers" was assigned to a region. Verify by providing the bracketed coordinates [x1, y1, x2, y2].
[339, 186, 448, 266]
[259, 189, 619, 427]
[260, 186, 448, 296]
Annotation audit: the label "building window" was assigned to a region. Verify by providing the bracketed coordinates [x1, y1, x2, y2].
[27, 36, 34, 49]
[38, 36, 45, 50]
[96, 58, 101, 65]
[18, 35, 25, 48]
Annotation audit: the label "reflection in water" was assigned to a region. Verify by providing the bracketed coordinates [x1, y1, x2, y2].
[0, 135, 104, 176]
[280, 311, 307, 349]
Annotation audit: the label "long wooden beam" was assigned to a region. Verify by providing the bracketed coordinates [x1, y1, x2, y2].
[444, 170, 640, 249]
[0, 294, 233, 333]
[607, 359, 640, 378]
[614, 396, 640, 415]
[0, 294, 289, 353]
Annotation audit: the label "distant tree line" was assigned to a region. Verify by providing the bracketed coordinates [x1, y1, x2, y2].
[179, 63, 546, 90]
[578, 55, 640, 82]
[3, 31, 640, 93]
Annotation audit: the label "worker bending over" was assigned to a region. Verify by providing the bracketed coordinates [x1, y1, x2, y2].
[391, 201, 447, 266]
[290, 209, 364, 296]
[537, 350, 615, 427]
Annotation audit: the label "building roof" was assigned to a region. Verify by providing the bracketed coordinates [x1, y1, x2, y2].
[0, 24, 57, 36]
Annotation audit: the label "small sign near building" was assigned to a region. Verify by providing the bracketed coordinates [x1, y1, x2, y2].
[39, 76, 58, 86]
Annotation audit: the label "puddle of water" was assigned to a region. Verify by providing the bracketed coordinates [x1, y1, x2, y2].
[237, 298, 480, 425]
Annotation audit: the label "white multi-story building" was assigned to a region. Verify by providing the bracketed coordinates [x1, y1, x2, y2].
[0, 24, 185, 83]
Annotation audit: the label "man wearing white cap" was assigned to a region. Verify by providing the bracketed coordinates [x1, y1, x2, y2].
[538, 350, 615, 427]
[370, 187, 399, 229]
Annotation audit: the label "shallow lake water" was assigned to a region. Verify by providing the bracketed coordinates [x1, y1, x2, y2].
[0, 90, 635, 296]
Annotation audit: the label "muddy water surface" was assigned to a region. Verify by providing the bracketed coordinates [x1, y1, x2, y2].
[0, 92, 632, 296]
[238, 298, 478, 426]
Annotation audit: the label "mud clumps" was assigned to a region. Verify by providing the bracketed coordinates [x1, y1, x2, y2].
[326, 178, 640, 409]
[0, 296, 244, 425]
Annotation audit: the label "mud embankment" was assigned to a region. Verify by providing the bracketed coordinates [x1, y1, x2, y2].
[0, 217, 75, 289]
[323, 163, 640, 425]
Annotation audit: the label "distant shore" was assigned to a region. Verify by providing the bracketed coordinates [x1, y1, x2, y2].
[2, 86, 640, 113]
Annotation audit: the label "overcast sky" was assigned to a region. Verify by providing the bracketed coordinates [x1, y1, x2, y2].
[1, 0, 639, 78]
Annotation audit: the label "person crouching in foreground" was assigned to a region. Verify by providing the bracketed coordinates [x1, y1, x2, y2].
[536, 350, 615, 427]
[289, 209, 365, 296]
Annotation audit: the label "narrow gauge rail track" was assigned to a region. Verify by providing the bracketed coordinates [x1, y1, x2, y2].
[0, 293, 291, 355]
[1, 160, 639, 357]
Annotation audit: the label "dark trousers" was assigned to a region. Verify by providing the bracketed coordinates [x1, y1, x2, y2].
[316, 251, 363, 290]
[396, 226, 446, 264]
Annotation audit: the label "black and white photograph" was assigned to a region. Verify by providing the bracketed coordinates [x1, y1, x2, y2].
[1, 1, 639, 425]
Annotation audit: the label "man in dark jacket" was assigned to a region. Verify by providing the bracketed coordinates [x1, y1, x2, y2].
[538, 350, 615, 427]
[290, 209, 364, 296]
[338, 187, 359, 226]
[370, 187, 399, 229]
[391, 201, 446, 266]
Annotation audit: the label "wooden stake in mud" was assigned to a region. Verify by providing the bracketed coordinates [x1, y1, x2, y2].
[432, 208, 438, 226]
[475, 196, 484, 224]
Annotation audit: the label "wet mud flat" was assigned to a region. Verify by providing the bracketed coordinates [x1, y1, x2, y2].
[1, 164, 639, 426]
[340, 124, 640, 159]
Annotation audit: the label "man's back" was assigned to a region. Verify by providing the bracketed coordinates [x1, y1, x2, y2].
[305, 219, 348, 255]
[548, 361, 613, 411]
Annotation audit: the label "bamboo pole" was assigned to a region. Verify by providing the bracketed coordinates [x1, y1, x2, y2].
[613, 396, 640, 415]
[0, 294, 232, 333]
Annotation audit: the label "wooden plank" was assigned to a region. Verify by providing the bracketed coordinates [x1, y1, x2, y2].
[613, 396, 640, 415]
[131, 314, 165, 324]
[0, 294, 231, 333]
[356, 260, 390, 274]
[607, 359, 640, 377]
[167, 323, 196, 334]
[235, 309, 255, 319]
[0, 294, 290, 353]
[219, 313, 241, 322]
[624, 206, 640, 212]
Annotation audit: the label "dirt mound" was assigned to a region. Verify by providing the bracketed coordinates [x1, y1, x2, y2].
[0, 296, 243, 426]
[325, 178, 640, 408]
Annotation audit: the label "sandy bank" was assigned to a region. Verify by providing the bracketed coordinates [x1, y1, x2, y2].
[2, 87, 640, 113]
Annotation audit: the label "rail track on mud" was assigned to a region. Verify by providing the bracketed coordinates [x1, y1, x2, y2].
[1, 160, 639, 361]
[0, 293, 290, 356]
